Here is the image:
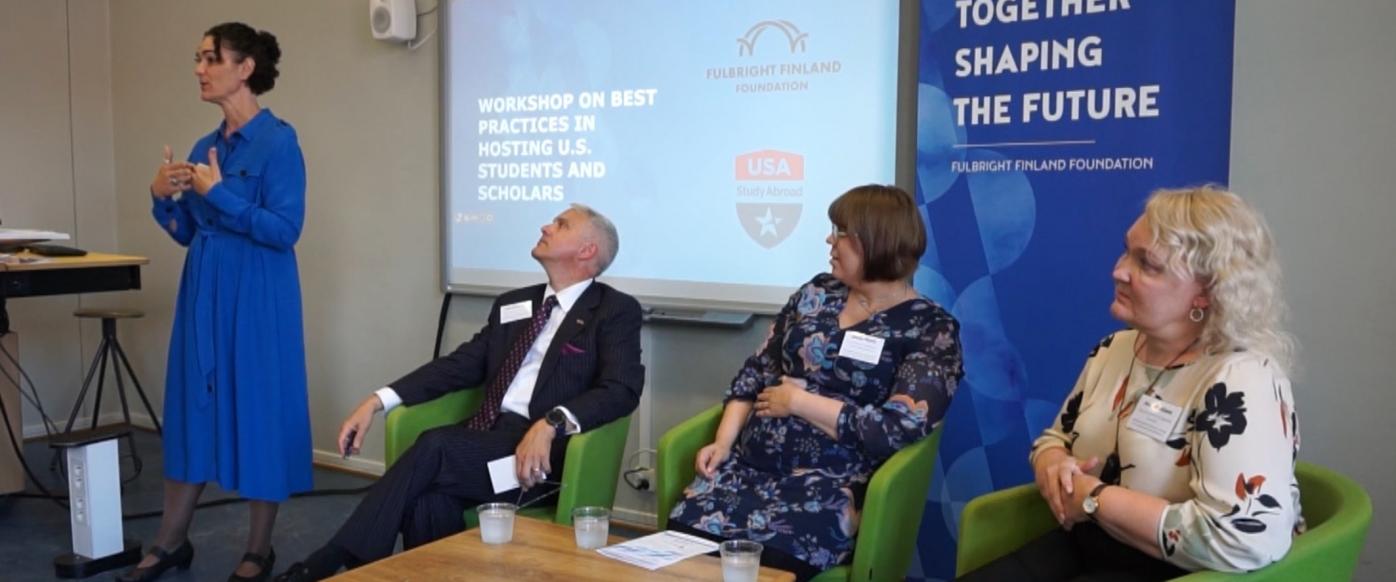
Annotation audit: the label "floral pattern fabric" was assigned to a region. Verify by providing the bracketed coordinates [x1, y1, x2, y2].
[669, 274, 963, 571]
[1032, 330, 1302, 572]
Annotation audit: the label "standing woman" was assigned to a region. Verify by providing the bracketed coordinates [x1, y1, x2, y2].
[123, 22, 310, 582]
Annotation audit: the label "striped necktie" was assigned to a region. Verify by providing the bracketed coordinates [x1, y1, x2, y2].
[466, 295, 559, 431]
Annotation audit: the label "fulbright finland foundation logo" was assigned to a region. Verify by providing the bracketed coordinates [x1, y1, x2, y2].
[735, 150, 804, 249]
[737, 20, 808, 56]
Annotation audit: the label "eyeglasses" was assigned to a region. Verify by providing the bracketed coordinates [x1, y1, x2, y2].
[831, 225, 850, 239]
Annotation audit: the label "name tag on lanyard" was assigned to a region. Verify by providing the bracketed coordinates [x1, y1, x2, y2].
[1126, 395, 1184, 442]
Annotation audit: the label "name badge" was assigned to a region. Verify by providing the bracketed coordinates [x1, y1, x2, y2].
[1126, 395, 1184, 442]
[838, 331, 885, 365]
[500, 300, 533, 324]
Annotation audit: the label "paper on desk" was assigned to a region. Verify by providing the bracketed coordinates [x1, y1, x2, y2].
[487, 455, 520, 494]
[596, 530, 720, 571]
[0, 228, 71, 242]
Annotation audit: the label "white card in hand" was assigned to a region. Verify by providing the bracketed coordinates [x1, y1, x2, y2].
[838, 331, 885, 365]
[500, 301, 533, 324]
[487, 455, 520, 494]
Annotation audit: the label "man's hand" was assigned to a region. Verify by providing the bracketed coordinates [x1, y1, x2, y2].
[754, 375, 808, 418]
[191, 147, 222, 196]
[338, 395, 382, 457]
[694, 442, 731, 479]
[514, 420, 556, 490]
[1032, 447, 1100, 527]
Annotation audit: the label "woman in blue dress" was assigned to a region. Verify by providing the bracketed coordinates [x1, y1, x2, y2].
[667, 184, 964, 580]
[122, 22, 310, 582]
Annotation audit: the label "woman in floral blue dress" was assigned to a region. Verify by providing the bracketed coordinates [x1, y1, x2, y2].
[667, 185, 963, 580]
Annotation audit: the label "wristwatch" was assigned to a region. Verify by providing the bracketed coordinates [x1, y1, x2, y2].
[1082, 482, 1111, 520]
[544, 407, 569, 435]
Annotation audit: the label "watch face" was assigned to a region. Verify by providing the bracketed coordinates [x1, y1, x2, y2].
[1083, 496, 1099, 515]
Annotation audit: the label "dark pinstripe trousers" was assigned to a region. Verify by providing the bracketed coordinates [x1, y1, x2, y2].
[329, 413, 566, 563]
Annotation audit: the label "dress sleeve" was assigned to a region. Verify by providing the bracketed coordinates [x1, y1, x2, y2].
[1157, 357, 1299, 572]
[723, 281, 807, 402]
[834, 306, 963, 463]
[151, 194, 196, 247]
[1029, 333, 1115, 465]
[202, 133, 306, 251]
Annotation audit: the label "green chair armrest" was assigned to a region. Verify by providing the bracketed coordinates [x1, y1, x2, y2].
[1173, 461, 1373, 581]
[845, 426, 944, 582]
[955, 482, 1057, 577]
[464, 414, 634, 528]
[384, 389, 483, 468]
[655, 404, 724, 530]
[552, 414, 633, 525]
[955, 461, 1373, 581]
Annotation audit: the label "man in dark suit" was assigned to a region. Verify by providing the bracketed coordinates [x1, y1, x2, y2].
[276, 204, 644, 581]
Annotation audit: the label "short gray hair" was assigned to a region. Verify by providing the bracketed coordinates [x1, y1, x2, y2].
[569, 203, 619, 275]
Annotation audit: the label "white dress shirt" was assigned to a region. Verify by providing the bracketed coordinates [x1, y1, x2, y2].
[374, 279, 592, 433]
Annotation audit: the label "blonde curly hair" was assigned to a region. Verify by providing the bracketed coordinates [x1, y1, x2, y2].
[1143, 185, 1296, 372]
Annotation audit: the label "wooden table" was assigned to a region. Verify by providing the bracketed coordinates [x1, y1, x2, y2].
[328, 518, 796, 582]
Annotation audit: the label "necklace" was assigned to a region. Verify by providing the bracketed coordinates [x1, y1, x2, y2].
[1101, 334, 1199, 484]
[852, 284, 911, 317]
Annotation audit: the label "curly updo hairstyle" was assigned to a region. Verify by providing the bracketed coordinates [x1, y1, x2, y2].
[204, 22, 281, 95]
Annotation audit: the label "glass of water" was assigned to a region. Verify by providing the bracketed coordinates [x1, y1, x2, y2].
[476, 502, 517, 544]
[571, 506, 611, 549]
[720, 540, 763, 582]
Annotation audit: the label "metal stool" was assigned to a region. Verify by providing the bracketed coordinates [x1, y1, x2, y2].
[59, 308, 160, 474]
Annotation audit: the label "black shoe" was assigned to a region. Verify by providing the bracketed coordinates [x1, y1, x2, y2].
[229, 547, 276, 582]
[272, 562, 315, 582]
[116, 540, 195, 582]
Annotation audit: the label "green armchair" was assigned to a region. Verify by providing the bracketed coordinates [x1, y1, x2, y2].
[955, 461, 1373, 580]
[384, 389, 633, 527]
[656, 404, 946, 582]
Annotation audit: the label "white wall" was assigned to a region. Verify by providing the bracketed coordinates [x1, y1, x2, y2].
[1232, 2, 1396, 579]
[1, 0, 119, 435]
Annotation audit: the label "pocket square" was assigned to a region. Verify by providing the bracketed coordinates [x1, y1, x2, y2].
[561, 342, 586, 355]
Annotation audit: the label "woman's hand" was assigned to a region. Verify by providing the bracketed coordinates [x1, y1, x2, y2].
[754, 375, 808, 418]
[1059, 472, 1104, 530]
[694, 442, 731, 479]
[191, 147, 222, 196]
[150, 145, 193, 198]
[1032, 447, 1099, 527]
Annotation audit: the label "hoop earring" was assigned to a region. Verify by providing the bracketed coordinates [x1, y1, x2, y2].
[1188, 307, 1206, 323]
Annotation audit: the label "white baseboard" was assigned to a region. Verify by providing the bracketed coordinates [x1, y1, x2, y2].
[312, 448, 386, 476]
[612, 506, 658, 529]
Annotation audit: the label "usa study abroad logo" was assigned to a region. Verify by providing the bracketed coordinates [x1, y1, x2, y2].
[735, 150, 804, 249]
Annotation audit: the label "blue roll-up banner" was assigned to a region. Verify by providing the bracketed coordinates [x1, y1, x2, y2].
[910, 1, 1235, 579]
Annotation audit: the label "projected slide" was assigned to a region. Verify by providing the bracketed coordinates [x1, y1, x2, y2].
[444, 0, 900, 311]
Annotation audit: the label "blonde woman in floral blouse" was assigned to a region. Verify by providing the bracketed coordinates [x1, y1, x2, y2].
[959, 186, 1301, 581]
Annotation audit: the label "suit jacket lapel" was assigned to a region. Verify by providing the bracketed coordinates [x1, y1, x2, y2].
[534, 284, 601, 400]
[496, 286, 546, 369]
